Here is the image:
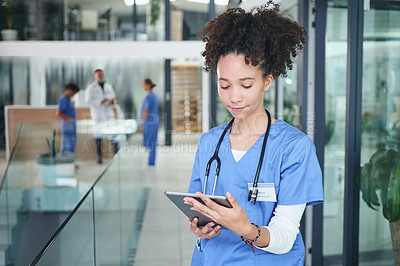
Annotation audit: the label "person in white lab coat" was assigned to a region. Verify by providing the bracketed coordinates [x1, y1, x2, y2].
[85, 68, 119, 164]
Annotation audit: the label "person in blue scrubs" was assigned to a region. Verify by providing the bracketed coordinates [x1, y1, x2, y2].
[183, 3, 324, 266]
[56, 83, 80, 154]
[141, 78, 160, 166]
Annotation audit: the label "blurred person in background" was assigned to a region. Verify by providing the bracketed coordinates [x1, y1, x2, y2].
[56, 83, 80, 155]
[85, 68, 119, 164]
[141, 78, 160, 166]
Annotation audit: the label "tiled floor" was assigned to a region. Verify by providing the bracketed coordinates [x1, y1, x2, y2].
[133, 134, 200, 266]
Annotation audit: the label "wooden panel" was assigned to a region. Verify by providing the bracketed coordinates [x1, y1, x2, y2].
[171, 64, 202, 133]
[5, 106, 115, 159]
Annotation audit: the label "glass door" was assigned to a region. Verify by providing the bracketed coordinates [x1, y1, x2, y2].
[275, 2, 299, 125]
[358, 1, 400, 265]
[323, 1, 347, 264]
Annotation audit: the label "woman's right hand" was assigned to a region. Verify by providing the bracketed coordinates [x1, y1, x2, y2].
[187, 217, 222, 239]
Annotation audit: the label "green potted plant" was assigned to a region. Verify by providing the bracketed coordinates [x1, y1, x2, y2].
[150, 0, 161, 26]
[36, 129, 75, 186]
[146, 0, 162, 40]
[1, 0, 20, 40]
[358, 119, 400, 264]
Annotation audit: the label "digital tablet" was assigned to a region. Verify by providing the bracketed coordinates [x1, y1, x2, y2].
[164, 191, 232, 227]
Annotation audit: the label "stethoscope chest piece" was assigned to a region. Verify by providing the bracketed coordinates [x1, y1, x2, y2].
[248, 189, 258, 204]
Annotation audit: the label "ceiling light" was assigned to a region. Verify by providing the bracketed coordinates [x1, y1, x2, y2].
[123, 0, 135, 5]
[136, 0, 149, 4]
[123, 0, 149, 6]
[186, 0, 229, 5]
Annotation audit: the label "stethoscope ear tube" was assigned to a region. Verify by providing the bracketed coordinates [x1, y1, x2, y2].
[250, 110, 272, 203]
[212, 157, 221, 195]
[203, 119, 234, 195]
[203, 110, 271, 201]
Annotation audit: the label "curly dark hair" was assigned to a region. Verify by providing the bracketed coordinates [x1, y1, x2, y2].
[198, 1, 307, 78]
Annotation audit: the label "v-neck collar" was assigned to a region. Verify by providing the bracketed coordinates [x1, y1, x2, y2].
[226, 130, 266, 164]
[224, 119, 281, 164]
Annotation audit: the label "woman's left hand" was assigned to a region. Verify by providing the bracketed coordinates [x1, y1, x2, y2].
[184, 192, 253, 237]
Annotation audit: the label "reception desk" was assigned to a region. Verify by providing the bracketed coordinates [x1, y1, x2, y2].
[4, 105, 136, 159]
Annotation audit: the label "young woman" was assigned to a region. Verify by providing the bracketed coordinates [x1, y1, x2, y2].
[183, 3, 324, 265]
[141, 78, 160, 166]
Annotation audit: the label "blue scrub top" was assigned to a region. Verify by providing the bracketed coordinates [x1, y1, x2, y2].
[188, 120, 324, 266]
[58, 95, 76, 118]
[141, 92, 159, 126]
[57, 95, 76, 134]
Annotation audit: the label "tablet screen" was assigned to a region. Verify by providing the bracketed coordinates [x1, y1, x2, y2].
[164, 191, 232, 227]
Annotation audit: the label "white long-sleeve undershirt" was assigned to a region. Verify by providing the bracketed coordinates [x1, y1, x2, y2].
[257, 203, 306, 254]
[231, 149, 306, 254]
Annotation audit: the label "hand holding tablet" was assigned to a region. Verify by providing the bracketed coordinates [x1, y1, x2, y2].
[164, 191, 232, 227]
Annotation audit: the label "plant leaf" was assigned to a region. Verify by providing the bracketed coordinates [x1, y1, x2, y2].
[52, 128, 56, 155]
[46, 137, 52, 153]
[359, 161, 379, 209]
[385, 160, 400, 222]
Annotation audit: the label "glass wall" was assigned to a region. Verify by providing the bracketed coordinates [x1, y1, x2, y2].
[0, 0, 151, 41]
[275, 1, 298, 125]
[172, 0, 234, 41]
[26, 126, 148, 265]
[358, 2, 400, 265]
[0, 0, 238, 41]
[323, 2, 347, 264]
[0, 120, 116, 265]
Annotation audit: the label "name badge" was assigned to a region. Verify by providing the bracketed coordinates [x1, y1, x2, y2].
[247, 183, 277, 202]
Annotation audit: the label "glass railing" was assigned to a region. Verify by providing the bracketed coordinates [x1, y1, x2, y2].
[0, 124, 23, 265]
[28, 125, 147, 265]
[0, 119, 140, 265]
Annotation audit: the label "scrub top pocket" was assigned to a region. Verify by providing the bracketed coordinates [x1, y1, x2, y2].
[191, 243, 204, 266]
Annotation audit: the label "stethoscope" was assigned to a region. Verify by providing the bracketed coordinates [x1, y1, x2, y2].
[203, 109, 272, 204]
